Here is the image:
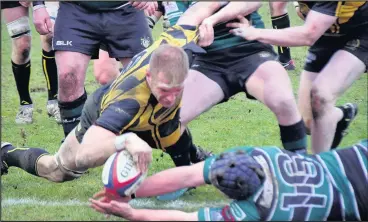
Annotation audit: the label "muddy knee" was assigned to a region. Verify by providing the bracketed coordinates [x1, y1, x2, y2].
[310, 86, 329, 120]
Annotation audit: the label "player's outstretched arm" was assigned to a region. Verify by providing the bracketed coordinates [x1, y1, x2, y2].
[135, 161, 206, 197]
[76, 126, 152, 173]
[227, 10, 337, 47]
[90, 199, 199, 221]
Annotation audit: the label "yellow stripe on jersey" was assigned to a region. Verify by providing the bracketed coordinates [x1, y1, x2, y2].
[335, 1, 365, 24]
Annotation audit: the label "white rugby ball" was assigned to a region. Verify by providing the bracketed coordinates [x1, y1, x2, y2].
[102, 150, 146, 197]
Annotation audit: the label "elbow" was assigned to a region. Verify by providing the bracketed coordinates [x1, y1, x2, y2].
[304, 25, 319, 46]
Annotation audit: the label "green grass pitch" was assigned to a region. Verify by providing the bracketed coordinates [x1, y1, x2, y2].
[1, 3, 367, 220]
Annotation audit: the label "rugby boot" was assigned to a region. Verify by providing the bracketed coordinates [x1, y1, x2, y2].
[331, 103, 358, 148]
[190, 145, 213, 164]
[15, 104, 33, 124]
[47, 99, 61, 124]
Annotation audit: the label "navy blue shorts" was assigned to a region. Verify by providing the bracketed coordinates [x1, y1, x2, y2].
[53, 2, 153, 59]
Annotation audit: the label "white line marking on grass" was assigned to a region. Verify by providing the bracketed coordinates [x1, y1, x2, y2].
[2, 198, 229, 209]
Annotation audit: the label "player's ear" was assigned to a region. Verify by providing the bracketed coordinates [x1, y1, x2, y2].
[146, 70, 151, 80]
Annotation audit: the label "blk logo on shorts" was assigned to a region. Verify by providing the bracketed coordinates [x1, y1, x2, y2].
[56, 41, 73, 46]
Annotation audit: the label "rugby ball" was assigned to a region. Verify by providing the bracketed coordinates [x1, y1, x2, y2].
[102, 150, 146, 197]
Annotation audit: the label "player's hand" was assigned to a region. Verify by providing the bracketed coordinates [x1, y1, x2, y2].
[226, 15, 258, 41]
[89, 199, 135, 220]
[198, 18, 215, 47]
[33, 7, 53, 35]
[19, 1, 31, 7]
[125, 133, 152, 173]
[129, 1, 157, 16]
[93, 188, 132, 203]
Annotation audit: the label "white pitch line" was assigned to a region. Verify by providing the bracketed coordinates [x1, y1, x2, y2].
[2, 198, 229, 209]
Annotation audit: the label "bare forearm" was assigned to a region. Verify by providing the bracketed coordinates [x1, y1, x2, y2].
[135, 162, 206, 197]
[254, 26, 315, 47]
[132, 209, 198, 221]
[209, 2, 262, 25]
[177, 2, 224, 26]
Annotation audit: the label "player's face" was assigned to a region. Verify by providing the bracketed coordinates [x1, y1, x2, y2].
[148, 72, 184, 108]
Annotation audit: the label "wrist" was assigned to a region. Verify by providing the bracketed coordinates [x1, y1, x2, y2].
[250, 27, 261, 41]
[114, 133, 136, 151]
[33, 4, 46, 11]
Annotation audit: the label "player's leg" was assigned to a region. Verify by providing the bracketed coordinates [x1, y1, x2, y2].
[269, 1, 295, 70]
[2, 4, 33, 124]
[246, 60, 306, 153]
[310, 50, 365, 153]
[41, 2, 60, 123]
[93, 48, 120, 85]
[0, 89, 102, 180]
[237, 45, 306, 153]
[181, 56, 229, 164]
[1, 129, 85, 182]
[297, 70, 318, 134]
[53, 2, 100, 138]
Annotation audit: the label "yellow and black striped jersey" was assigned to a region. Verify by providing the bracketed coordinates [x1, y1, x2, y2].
[94, 25, 203, 151]
[298, 1, 368, 36]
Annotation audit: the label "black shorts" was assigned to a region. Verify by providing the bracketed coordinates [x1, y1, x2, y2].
[304, 32, 368, 73]
[1, 1, 22, 9]
[53, 2, 153, 59]
[191, 41, 278, 101]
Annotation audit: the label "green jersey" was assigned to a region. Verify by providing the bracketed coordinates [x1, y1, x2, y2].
[163, 2, 266, 52]
[199, 140, 368, 221]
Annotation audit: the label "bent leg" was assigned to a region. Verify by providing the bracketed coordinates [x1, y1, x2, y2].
[246, 60, 306, 153]
[310, 50, 365, 153]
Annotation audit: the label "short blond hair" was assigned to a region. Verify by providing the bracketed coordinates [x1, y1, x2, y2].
[148, 44, 189, 85]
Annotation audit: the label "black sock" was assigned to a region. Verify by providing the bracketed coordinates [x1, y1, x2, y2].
[279, 120, 307, 154]
[166, 130, 193, 167]
[12, 60, 33, 105]
[42, 50, 58, 100]
[3, 144, 49, 176]
[271, 13, 292, 63]
[59, 91, 87, 137]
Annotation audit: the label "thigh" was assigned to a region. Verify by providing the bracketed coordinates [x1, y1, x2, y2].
[342, 36, 368, 72]
[313, 50, 366, 101]
[180, 69, 224, 125]
[229, 43, 279, 100]
[104, 6, 153, 59]
[2, 6, 30, 40]
[93, 49, 120, 84]
[304, 36, 346, 74]
[53, 2, 100, 56]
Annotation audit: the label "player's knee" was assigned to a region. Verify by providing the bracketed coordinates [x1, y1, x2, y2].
[310, 86, 331, 119]
[267, 96, 296, 117]
[42, 33, 54, 48]
[13, 37, 31, 62]
[57, 64, 83, 99]
[94, 69, 116, 85]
